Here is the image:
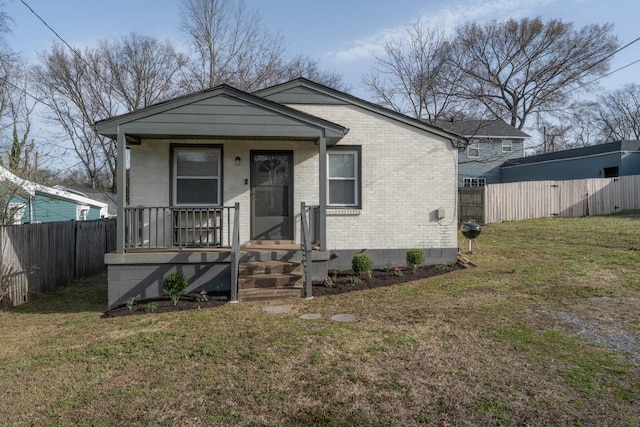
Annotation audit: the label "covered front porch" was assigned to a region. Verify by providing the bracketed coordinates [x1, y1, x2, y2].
[95, 85, 347, 309]
[105, 202, 327, 308]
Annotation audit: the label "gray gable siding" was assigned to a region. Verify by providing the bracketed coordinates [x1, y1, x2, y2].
[458, 138, 525, 186]
[257, 86, 349, 105]
[120, 94, 334, 139]
[256, 78, 462, 144]
[95, 86, 348, 143]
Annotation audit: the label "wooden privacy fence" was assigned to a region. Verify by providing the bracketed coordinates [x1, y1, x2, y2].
[459, 175, 640, 224]
[0, 219, 116, 308]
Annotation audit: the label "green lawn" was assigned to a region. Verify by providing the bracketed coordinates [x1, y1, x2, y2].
[1, 214, 639, 426]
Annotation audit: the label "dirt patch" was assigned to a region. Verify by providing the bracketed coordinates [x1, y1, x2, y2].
[102, 264, 460, 318]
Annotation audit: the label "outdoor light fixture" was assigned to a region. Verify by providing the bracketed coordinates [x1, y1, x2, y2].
[235, 156, 241, 165]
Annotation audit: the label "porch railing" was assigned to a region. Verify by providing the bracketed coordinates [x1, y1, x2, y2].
[124, 206, 236, 250]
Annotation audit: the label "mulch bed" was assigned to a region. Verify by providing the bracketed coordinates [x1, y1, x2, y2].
[102, 264, 460, 318]
[101, 293, 230, 318]
[311, 264, 459, 296]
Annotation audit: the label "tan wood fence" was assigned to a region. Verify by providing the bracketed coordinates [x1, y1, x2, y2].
[459, 175, 640, 224]
[0, 219, 116, 308]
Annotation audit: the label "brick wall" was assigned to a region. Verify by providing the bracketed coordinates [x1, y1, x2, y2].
[291, 104, 459, 253]
[128, 105, 458, 259]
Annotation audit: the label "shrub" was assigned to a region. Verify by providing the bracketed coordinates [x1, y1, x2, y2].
[347, 275, 361, 285]
[352, 253, 373, 275]
[406, 248, 425, 268]
[144, 301, 158, 313]
[321, 275, 333, 287]
[196, 289, 209, 302]
[164, 272, 188, 306]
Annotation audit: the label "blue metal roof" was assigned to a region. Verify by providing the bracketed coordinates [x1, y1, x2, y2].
[503, 141, 640, 166]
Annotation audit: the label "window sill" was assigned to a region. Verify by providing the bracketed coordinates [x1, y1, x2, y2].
[327, 207, 362, 216]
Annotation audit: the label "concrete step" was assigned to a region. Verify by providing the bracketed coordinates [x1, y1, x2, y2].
[238, 273, 303, 289]
[238, 286, 304, 302]
[239, 260, 301, 276]
[239, 249, 302, 262]
[237, 258, 306, 301]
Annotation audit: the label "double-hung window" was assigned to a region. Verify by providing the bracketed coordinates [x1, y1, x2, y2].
[173, 146, 221, 206]
[467, 139, 479, 158]
[328, 148, 360, 207]
[501, 139, 513, 153]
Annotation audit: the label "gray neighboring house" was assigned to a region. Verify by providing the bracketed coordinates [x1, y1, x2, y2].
[437, 119, 530, 187]
[501, 140, 640, 182]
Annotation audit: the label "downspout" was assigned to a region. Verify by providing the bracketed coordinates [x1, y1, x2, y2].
[318, 133, 327, 251]
[116, 127, 126, 254]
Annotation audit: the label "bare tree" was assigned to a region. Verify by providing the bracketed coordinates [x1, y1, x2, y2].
[0, 60, 39, 174]
[180, 0, 284, 91]
[99, 33, 189, 111]
[363, 21, 465, 123]
[450, 17, 619, 130]
[33, 35, 186, 191]
[0, 9, 16, 136]
[595, 84, 640, 141]
[33, 43, 115, 190]
[275, 54, 347, 92]
[0, 15, 45, 225]
[180, 0, 344, 92]
[536, 118, 572, 153]
[563, 101, 602, 148]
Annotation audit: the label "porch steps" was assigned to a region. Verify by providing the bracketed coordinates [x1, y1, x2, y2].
[237, 260, 304, 302]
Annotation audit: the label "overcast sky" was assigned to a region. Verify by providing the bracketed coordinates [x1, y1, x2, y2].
[2, 0, 639, 166]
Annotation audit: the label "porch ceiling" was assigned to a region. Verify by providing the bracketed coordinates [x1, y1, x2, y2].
[122, 134, 321, 146]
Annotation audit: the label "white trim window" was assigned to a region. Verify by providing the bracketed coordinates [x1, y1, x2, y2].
[502, 139, 513, 153]
[76, 205, 90, 221]
[173, 147, 221, 206]
[328, 149, 359, 207]
[467, 140, 479, 158]
[463, 178, 486, 187]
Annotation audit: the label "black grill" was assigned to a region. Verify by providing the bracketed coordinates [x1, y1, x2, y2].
[460, 222, 481, 239]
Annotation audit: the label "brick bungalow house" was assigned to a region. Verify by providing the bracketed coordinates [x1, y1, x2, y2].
[95, 78, 463, 309]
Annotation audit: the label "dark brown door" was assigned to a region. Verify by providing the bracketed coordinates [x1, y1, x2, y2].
[250, 151, 293, 240]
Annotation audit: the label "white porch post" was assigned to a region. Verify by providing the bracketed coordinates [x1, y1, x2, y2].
[318, 134, 327, 251]
[116, 127, 126, 254]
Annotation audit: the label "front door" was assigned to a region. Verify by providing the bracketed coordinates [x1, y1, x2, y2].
[250, 151, 293, 240]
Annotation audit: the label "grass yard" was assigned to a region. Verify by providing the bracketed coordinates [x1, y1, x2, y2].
[1, 214, 639, 426]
